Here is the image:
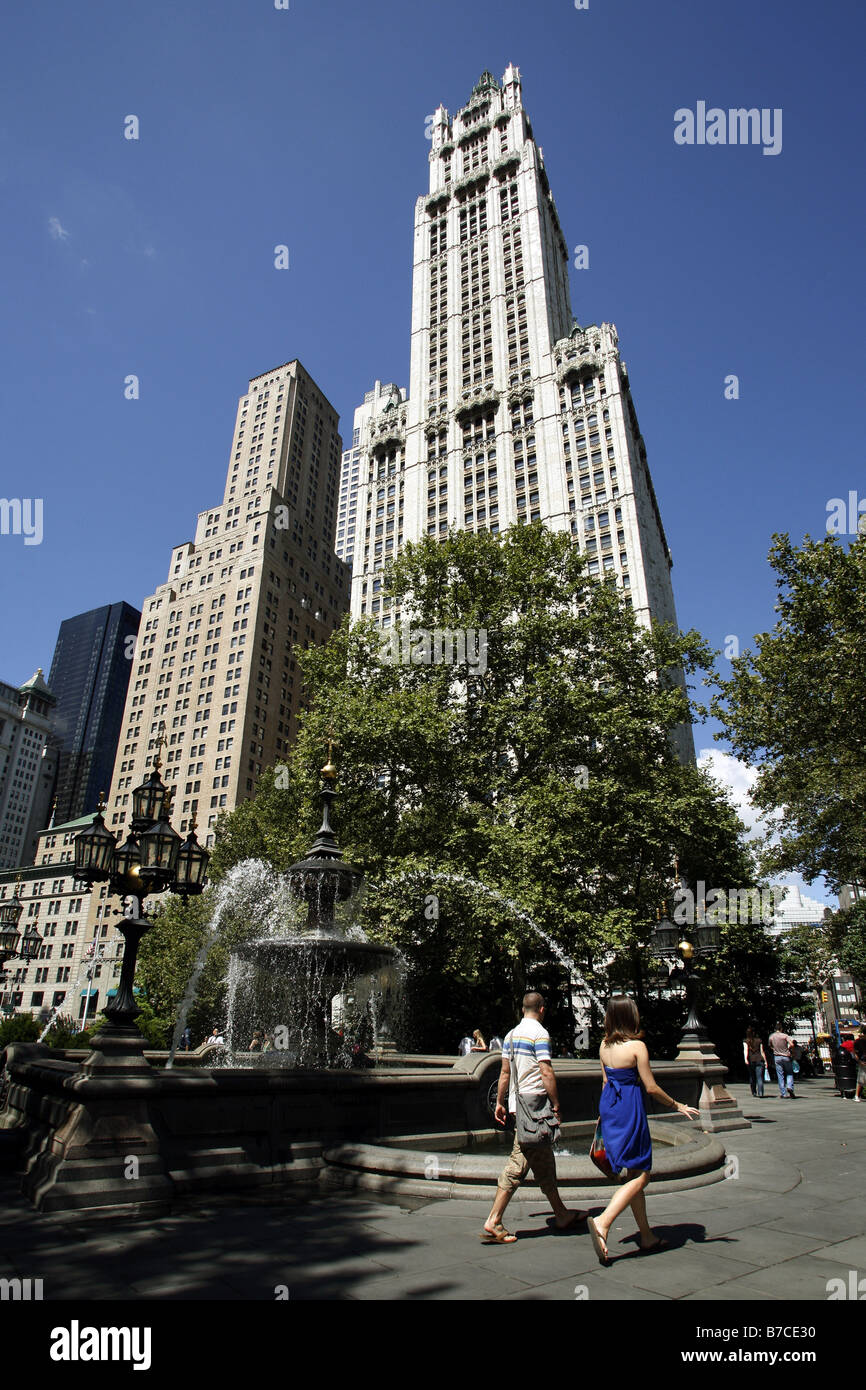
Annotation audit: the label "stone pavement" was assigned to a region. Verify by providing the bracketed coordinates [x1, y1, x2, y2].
[1, 1076, 864, 1301]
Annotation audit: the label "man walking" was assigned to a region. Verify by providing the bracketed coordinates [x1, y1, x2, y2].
[481, 992, 585, 1242]
[768, 1022, 796, 1099]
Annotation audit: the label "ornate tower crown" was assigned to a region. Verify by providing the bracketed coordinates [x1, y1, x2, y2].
[472, 70, 499, 97]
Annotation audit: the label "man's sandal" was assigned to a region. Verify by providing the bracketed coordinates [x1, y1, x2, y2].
[479, 1224, 517, 1243]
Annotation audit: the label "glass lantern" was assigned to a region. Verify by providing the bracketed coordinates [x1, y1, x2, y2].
[652, 916, 680, 953]
[174, 826, 209, 895]
[20, 924, 42, 962]
[138, 815, 181, 887]
[74, 812, 117, 884]
[131, 767, 168, 833]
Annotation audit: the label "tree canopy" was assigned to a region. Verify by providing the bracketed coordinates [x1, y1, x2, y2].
[712, 532, 866, 893]
[183, 524, 773, 1052]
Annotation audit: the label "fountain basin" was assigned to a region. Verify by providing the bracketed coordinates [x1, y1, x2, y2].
[321, 1119, 728, 1201]
[2, 1045, 733, 1216]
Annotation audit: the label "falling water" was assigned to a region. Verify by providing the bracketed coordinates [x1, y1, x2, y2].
[165, 859, 300, 1068]
[37, 999, 75, 1043]
[382, 868, 606, 1011]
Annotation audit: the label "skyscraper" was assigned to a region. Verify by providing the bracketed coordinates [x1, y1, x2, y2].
[48, 602, 141, 825]
[350, 66, 693, 760]
[102, 359, 350, 848]
[0, 670, 57, 869]
[336, 381, 406, 572]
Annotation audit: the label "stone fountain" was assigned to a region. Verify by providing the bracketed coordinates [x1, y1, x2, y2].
[0, 750, 741, 1217]
[226, 752, 399, 1066]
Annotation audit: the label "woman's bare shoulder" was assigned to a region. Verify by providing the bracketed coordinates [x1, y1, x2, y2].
[632, 1038, 649, 1056]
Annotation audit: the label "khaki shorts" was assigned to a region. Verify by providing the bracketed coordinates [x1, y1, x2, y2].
[497, 1128, 559, 1200]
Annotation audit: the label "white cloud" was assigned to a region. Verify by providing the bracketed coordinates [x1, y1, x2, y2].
[697, 747, 835, 909]
[48, 216, 70, 241]
[697, 747, 762, 834]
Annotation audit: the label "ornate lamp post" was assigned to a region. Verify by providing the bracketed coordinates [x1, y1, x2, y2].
[650, 910, 721, 1053]
[0, 880, 43, 1012]
[649, 869, 749, 1132]
[73, 747, 208, 1046]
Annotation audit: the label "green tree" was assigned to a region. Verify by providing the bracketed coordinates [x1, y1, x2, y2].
[712, 533, 866, 892]
[0, 1012, 41, 1047]
[827, 899, 866, 989]
[199, 525, 768, 1051]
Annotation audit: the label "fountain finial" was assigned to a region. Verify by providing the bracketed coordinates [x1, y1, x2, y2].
[321, 730, 339, 781]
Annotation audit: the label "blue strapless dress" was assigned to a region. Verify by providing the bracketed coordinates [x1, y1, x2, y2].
[599, 1066, 652, 1174]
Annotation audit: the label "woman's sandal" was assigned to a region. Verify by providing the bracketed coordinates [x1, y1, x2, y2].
[479, 1223, 517, 1244]
[588, 1217, 610, 1265]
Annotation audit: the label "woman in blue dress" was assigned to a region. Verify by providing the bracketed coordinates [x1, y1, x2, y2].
[588, 996, 700, 1264]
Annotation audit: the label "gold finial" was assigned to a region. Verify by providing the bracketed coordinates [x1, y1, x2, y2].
[154, 723, 167, 770]
[321, 729, 339, 781]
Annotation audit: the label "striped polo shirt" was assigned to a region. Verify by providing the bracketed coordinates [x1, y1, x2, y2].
[502, 1019, 552, 1113]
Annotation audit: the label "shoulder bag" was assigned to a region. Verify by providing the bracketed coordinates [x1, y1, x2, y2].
[510, 1053, 560, 1145]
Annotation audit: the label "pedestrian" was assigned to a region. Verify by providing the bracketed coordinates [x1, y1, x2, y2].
[180, 1025, 192, 1052]
[458, 1034, 474, 1056]
[471, 1029, 487, 1052]
[768, 1022, 796, 1098]
[587, 996, 700, 1265]
[489, 1034, 504, 1051]
[481, 991, 585, 1243]
[854, 1027, 866, 1103]
[248, 1029, 263, 1051]
[744, 1024, 765, 1097]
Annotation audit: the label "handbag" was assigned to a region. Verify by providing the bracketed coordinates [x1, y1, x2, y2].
[509, 1055, 560, 1145]
[589, 1118, 616, 1179]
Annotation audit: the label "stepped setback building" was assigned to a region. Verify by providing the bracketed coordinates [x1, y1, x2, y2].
[348, 66, 693, 760]
[102, 359, 350, 847]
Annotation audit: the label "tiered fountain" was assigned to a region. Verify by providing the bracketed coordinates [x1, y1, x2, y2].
[0, 747, 737, 1217]
[226, 748, 400, 1066]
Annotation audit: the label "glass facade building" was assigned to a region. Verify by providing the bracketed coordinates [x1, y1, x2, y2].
[47, 602, 141, 824]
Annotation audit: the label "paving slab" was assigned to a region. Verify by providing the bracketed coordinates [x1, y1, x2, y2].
[583, 1246, 763, 1299]
[502, 1271, 669, 1300]
[765, 1207, 865, 1242]
[1, 1078, 864, 1300]
[715, 1252, 851, 1301]
[806, 1234, 866, 1267]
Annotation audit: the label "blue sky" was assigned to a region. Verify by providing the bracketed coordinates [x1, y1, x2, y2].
[2, 0, 863, 904]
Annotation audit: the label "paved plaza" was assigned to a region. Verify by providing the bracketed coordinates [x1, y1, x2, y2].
[1, 1075, 864, 1302]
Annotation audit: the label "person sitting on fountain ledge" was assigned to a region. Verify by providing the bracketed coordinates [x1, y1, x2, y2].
[481, 992, 587, 1243]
